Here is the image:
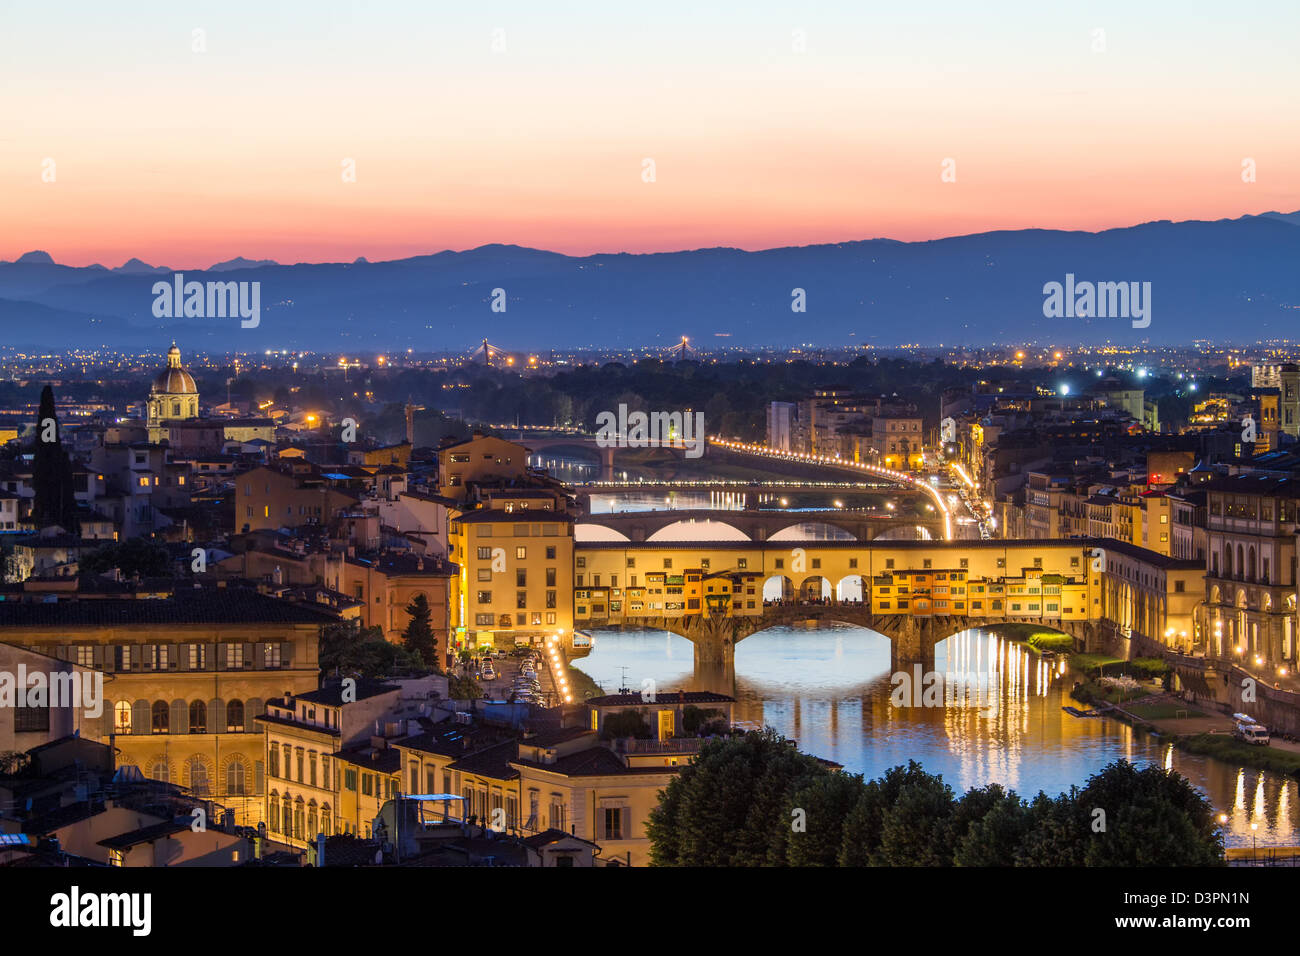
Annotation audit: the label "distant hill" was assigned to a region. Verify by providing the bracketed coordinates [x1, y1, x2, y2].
[208, 256, 279, 272]
[1, 212, 1297, 349]
[113, 257, 170, 275]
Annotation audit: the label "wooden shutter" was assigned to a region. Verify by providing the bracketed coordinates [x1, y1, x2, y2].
[170, 699, 186, 734]
[132, 699, 149, 735]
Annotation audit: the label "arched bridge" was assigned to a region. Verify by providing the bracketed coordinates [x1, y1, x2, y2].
[590, 603, 1098, 669]
[576, 508, 947, 542]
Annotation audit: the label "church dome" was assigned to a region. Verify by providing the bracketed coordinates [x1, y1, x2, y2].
[152, 344, 197, 395]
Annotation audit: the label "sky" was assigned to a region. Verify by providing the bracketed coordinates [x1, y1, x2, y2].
[2, 0, 1298, 268]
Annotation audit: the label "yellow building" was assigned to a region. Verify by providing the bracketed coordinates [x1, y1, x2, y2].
[0, 585, 332, 828]
[258, 677, 445, 847]
[448, 506, 575, 650]
[396, 726, 683, 866]
[568, 539, 1113, 641]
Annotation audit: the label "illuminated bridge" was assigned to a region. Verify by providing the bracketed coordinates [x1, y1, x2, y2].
[575, 508, 949, 543]
[571, 537, 1197, 670]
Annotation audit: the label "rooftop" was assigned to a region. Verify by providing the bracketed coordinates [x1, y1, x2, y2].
[0, 587, 339, 628]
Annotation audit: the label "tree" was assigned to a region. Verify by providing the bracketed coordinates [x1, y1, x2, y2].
[31, 385, 79, 533]
[872, 771, 956, 866]
[1075, 759, 1224, 866]
[646, 729, 828, 866]
[953, 788, 1032, 866]
[837, 761, 937, 865]
[782, 772, 865, 867]
[320, 620, 426, 679]
[81, 537, 171, 579]
[1014, 791, 1087, 867]
[681, 705, 723, 735]
[402, 594, 439, 669]
[599, 709, 652, 740]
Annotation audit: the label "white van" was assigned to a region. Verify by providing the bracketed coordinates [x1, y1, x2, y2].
[1234, 723, 1271, 746]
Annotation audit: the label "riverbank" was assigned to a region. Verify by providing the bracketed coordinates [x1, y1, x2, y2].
[1067, 684, 1300, 777]
[566, 661, 606, 702]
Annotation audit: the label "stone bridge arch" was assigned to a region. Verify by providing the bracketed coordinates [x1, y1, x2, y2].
[613, 605, 1097, 671]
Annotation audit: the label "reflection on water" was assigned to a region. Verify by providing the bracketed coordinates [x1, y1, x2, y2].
[574, 624, 1299, 849]
[530, 455, 596, 483]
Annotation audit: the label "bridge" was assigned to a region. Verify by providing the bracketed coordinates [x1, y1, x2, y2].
[575, 508, 948, 543]
[568, 537, 1162, 669]
[599, 603, 1100, 670]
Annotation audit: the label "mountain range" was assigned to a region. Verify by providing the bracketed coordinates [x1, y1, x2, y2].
[1, 212, 1297, 350]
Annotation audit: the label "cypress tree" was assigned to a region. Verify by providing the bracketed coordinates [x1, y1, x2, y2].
[402, 593, 439, 670]
[31, 385, 79, 533]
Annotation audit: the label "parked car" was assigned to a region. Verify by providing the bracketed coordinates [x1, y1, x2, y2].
[483, 664, 497, 680]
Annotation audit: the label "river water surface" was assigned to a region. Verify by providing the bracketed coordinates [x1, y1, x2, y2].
[574, 625, 1298, 850]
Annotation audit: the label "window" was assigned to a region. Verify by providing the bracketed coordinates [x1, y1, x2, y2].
[345, 769, 358, 791]
[188, 758, 210, 796]
[516, 546, 527, 559]
[546, 568, 556, 586]
[517, 591, 528, 609]
[477, 547, 491, 560]
[114, 701, 133, 734]
[227, 700, 245, 733]
[188, 644, 207, 670]
[602, 807, 626, 840]
[189, 700, 207, 734]
[265, 643, 282, 668]
[151, 700, 169, 733]
[15, 702, 49, 733]
[516, 569, 527, 586]
[226, 643, 244, 669]
[227, 760, 247, 796]
[546, 546, 556, 559]
[269, 746, 280, 778]
[476, 590, 492, 604]
[478, 568, 492, 582]
[75, 645, 94, 667]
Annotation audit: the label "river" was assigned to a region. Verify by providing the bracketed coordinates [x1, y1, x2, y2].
[572, 624, 1298, 850]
